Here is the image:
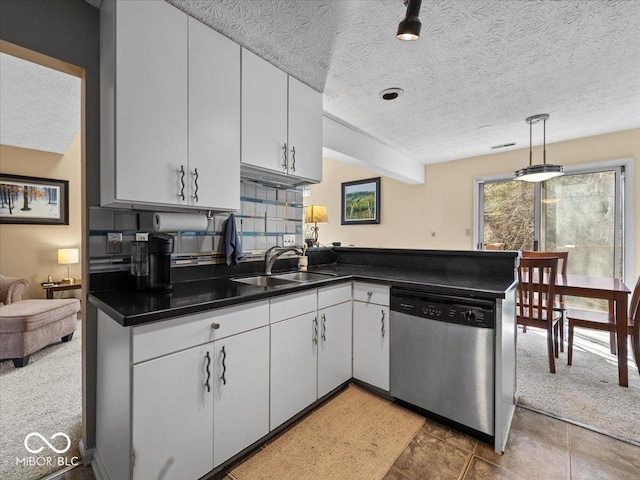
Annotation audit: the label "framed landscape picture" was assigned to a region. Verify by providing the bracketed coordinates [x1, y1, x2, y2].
[341, 177, 381, 225]
[0, 174, 69, 225]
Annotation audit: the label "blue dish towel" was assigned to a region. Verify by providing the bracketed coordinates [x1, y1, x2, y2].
[222, 213, 244, 266]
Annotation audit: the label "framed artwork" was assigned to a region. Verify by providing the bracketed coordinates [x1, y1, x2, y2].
[0, 174, 69, 225]
[341, 177, 381, 225]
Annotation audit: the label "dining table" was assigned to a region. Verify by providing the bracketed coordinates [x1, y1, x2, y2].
[522, 273, 631, 387]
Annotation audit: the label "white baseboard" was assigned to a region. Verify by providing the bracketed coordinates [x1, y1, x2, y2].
[91, 449, 109, 480]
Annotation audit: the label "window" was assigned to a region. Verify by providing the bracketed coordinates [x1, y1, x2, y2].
[474, 159, 633, 288]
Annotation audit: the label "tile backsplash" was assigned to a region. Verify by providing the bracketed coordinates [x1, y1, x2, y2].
[89, 180, 304, 273]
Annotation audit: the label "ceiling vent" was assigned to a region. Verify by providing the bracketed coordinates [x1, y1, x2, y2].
[490, 143, 516, 150]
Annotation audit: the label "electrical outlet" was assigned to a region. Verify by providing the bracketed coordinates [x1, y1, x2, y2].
[282, 234, 295, 247]
[107, 232, 123, 253]
[135, 232, 149, 241]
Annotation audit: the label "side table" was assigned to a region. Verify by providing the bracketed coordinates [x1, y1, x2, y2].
[41, 280, 82, 299]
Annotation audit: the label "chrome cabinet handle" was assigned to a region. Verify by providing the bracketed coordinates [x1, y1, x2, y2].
[312, 317, 318, 345]
[282, 143, 288, 172]
[321, 313, 326, 341]
[221, 346, 227, 385]
[211, 322, 220, 330]
[192, 168, 199, 203]
[179, 165, 186, 201]
[204, 351, 211, 392]
[381, 310, 386, 337]
[290, 146, 296, 172]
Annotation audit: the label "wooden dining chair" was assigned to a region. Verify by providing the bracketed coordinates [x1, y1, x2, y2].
[521, 251, 569, 351]
[517, 257, 563, 373]
[567, 276, 640, 375]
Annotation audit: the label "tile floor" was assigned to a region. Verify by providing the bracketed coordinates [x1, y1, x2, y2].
[384, 406, 640, 480]
[54, 406, 640, 480]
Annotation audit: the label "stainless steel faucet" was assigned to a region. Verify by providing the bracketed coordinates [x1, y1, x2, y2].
[264, 246, 304, 275]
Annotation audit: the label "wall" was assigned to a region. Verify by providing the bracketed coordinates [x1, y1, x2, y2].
[0, 135, 82, 298]
[307, 128, 640, 276]
[0, 0, 100, 451]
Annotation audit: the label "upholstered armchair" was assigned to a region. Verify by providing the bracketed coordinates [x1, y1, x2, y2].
[0, 276, 29, 305]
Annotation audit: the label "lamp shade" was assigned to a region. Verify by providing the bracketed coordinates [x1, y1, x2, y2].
[58, 248, 79, 265]
[305, 205, 328, 224]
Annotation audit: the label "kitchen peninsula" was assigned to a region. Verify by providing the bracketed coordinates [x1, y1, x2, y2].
[90, 247, 518, 480]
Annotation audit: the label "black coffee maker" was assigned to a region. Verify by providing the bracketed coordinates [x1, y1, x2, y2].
[148, 232, 174, 292]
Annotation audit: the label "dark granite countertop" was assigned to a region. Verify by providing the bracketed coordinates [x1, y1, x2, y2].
[89, 263, 517, 327]
[310, 264, 518, 298]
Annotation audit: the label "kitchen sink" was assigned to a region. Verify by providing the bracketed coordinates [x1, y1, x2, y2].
[232, 271, 336, 287]
[272, 272, 335, 282]
[232, 276, 297, 287]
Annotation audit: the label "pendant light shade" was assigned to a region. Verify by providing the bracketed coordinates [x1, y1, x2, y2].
[397, 0, 422, 41]
[514, 114, 564, 182]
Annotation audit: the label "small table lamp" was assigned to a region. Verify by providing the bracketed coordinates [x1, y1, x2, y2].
[58, 248, 79, 284]
[305, 205, 328, 246]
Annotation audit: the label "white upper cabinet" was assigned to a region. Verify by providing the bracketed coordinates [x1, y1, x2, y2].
[241, 49, 323, 183]
[241, 49, 289, 175]
[100, 0, 240, 211]
[288, 76, 323, 182]
[102, 0, 188, 207]
[188, 17, 240, 211]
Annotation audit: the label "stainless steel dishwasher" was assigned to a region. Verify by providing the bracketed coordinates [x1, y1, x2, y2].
[390, 288, 495, 439]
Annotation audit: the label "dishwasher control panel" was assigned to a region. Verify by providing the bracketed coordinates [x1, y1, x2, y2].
[390, 289, 495, 329]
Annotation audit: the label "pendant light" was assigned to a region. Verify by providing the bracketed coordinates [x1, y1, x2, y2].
[513, 114, 564, 182]
[397, 0, 422, 41]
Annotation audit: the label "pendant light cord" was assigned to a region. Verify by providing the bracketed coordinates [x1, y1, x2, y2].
[543, 117, 547, 165]
[529, 120, 533, 167]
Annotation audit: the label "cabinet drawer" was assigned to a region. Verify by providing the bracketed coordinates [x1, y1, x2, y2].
[353, 282, 390, 306]
[211, 300, 270, 340]
[133, 300, 269, 363]
[318, 283, 351, 309]
[270, 290, 317, 324]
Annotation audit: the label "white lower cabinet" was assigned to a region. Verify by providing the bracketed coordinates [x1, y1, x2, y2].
[95, 301, 270, 480]
[132, 345, 214, 480]
[269, 285, 352, 430]
[270, 312, 318, 429]
[213, 326, 270, 466]
[318, 301, 353, 398]
[353, 301, 390, 391]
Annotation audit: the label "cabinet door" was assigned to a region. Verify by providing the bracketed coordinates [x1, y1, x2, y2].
[318, 301, 353, 398]
[353, 302, 390, 391]
[132, 345, 214, 480]
[288, 76, 323, 182]
[115, 0, 188, 205]
[213, 327, 270, 467]
[188, 17, 240, 211]
[270, 312, 318, 429]
[241, 49, 288, 174]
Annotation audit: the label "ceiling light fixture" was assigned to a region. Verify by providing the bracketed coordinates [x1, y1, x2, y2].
[397, 0, 422, 41]
[513, 114, 564, 182]
[379, 87, 404, 100]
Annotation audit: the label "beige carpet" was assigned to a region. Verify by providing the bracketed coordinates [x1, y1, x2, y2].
[0, 320, 83, 480]
[229, 385, 425, 480]
[517, 328, 640, 444]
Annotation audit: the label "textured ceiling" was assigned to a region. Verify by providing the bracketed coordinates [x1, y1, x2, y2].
[170, 0, 640, 165]
[0, 53, 81, 155]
